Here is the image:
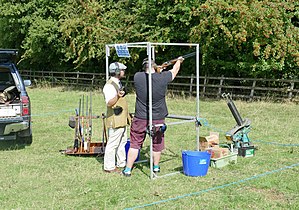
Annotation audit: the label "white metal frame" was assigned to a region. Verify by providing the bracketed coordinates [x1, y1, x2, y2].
[105, 42, 200, 179]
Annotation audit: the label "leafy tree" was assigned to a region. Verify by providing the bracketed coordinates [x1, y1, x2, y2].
[1, 0, 298, 80]
[59, 0, 136, 70]
[59, 0, 201, 72]
[190, 0, 299, 79]
[126, 0, 200, 64]
[0, 0, 69, 71]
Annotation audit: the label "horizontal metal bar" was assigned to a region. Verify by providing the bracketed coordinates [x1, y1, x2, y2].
[134, 159, 148, 164]
[167, 114, 196, 120]
[151, 43, 199, 47]
[106, 42, 199, 47]
[106, 42, 150, 47]
[167, 119, 195, 126]
[154, 119, 195, 128]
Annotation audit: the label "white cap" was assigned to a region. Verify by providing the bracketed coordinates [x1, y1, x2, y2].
[109, 62, 127, 73]
[118, 62, 127, 70]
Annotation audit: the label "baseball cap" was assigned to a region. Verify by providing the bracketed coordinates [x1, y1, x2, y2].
[109, 62, 127, 72]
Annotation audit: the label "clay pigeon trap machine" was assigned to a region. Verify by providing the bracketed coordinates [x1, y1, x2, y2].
[222, 93, 256, 157]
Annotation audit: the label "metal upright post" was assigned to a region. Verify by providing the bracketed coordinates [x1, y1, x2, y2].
[196, 44, 200, 151]
[105, 45, 110, 81]
[151, 46, 155, 61]
[147, 42, 154, 179]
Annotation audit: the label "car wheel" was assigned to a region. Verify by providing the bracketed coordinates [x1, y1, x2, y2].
[18, 135, 32, 145]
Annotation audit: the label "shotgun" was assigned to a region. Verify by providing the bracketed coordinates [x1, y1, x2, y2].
[81, 96, 85, 151]
[156, 51, 196, 73]
[84, 95, 89, 152]
[101, 113, 108, 152]
[88, 92, 92, 140]
[73, 108, 79, 152]
[78, 98, 84, 152]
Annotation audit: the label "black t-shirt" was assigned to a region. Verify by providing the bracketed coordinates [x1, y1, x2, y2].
[134, 71, 172, 120]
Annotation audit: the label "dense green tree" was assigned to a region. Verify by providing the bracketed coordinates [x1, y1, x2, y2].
[59, 0, 127, 68]
[59, 0, 200, 71]
[190, 0, 299, 79]
[0, 0, 298, 79]
[0, 0, 69, 70]
[124, 0, 200, 65]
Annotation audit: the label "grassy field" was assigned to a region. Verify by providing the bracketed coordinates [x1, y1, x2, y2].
[0, 87, 298, 209]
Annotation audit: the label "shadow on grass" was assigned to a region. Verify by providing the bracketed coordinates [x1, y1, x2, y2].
[132, 146, 183, 175]
[0, 140, 26, 151]
[91, 145, 183, 175]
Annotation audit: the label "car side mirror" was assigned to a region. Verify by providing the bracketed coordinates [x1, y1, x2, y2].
[24, 80, 32, 87]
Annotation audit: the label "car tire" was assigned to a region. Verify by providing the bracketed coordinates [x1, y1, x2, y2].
[18, 134, 32, 145]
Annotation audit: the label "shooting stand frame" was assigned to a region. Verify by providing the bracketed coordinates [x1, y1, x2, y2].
[106, 42, 200, 179]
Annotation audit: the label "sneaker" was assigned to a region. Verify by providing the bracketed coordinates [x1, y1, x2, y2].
[122, 170, 131, 177]
[153, 166, 160, 173]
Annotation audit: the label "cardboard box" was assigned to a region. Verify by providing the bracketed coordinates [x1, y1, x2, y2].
[205, 147, 230, 159]
[199, 132, 219, 151]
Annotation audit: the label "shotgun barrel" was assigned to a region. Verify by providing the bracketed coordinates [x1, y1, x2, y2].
[156, 51, 195, 73]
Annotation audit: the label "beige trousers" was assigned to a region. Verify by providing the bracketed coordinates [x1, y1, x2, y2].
[104, 126, 127, 171]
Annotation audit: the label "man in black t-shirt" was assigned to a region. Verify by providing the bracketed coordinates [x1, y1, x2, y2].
[122, 57, 184, 177]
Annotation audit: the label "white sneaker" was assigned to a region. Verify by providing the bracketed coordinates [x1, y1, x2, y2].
[153, 166, 160, 173]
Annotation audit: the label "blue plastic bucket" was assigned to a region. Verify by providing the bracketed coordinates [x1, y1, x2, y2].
[125, 139, 140, 162]
[182, 150, 211, 177]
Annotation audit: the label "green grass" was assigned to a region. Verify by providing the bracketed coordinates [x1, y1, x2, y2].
[0, 87, 298, 209]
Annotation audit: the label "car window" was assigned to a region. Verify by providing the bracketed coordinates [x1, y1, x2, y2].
[0, 68, 14, 87]
[0, 72, 13, 85]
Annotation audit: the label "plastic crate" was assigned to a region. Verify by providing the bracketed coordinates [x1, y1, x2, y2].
[210, 152, 238, 168]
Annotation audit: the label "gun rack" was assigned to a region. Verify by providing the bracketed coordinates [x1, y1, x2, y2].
[62, 113, 107, 156]
[62, 94, 107, 156]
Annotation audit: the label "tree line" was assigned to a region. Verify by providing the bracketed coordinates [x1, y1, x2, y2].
[0, 0, 298, 79]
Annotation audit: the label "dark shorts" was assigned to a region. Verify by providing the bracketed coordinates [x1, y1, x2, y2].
[130, 117, 165, 152]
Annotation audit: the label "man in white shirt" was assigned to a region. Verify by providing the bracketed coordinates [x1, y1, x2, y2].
[103, 62, 130, 173]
